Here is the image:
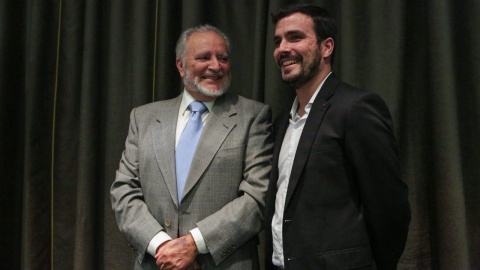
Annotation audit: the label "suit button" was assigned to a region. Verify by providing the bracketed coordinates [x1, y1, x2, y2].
[128, 243, 136, 255]
[165, 219, 171, 227]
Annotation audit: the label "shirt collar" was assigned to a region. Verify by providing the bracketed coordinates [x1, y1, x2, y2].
[289, 72, 332, 120]
[180, 89, 215, 116]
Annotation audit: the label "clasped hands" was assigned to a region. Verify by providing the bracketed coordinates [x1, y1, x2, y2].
[155, 234, 201, 270]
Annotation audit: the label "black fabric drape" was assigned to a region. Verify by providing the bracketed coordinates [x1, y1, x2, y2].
[0, 1, 26, 270]
[1, 0, 478, 269]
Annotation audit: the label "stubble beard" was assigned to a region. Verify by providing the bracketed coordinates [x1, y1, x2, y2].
[281, 49, 322, 89]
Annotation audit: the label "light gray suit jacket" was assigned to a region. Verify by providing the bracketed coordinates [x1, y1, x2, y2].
[111, 93, 273, 269]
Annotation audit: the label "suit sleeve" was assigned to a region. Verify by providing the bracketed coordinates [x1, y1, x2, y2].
[196, 104, 274, 265]
[345, 92, 411, 269]
[110, 108, 163, 263]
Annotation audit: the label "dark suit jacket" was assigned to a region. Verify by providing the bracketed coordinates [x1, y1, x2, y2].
[265, 74, 410, 270]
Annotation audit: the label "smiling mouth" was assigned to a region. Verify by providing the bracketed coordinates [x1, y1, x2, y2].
[202, 76, 222, 80]
[281, 59, 300, 67]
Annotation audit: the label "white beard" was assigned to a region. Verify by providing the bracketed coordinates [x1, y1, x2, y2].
[183, 69, 230, 98]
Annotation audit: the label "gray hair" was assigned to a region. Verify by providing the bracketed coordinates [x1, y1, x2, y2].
[175, 24, 231, 65]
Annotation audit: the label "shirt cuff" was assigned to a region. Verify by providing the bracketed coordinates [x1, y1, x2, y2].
[147, 231, 172, 257]
[190, 227, 209, 254]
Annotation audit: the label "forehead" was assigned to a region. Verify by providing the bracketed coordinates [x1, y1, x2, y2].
[274, 12, 315, 36]
[186, 31, 228, 54]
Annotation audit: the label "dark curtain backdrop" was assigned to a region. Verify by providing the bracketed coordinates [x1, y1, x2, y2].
[1, 0, 478, 269]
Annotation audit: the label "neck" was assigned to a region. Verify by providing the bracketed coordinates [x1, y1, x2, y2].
[185, 88, 216, 102]
[295, 67, 331, 116]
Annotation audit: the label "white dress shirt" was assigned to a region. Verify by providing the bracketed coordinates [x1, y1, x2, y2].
[147, 90, 215, 257]
[272, 73, 331, 267]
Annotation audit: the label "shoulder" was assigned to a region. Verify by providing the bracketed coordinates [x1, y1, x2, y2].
[223, 93, 270, 114]
[329, 78, 387, 109]
[331, 80, 394, 129]
[131, 96, 179, 117]
[336, 81, 374, 99]
[325, 74, 378, 99]
[126, 96, 180, 132]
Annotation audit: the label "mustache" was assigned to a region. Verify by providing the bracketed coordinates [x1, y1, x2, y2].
[277, 53, 302, 65]
[203, 70, 224, 76]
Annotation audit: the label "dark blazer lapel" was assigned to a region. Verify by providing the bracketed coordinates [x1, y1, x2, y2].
[152, 95, 182, 206]
[266, 110, 290, 222]
[284, 74, 340, 208]
[270, 112, 290, 189]
[182, 94, 237, 200]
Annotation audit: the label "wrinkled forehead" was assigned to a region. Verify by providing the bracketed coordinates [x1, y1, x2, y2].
[186, 31, 228, 55]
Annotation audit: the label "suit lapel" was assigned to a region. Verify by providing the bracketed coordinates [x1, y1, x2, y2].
[152, 95, 182, 206]
[271, 112, 290, 189]
[284, 74, 340, 208]
[266, 111, 290, 220]
[181, 94, 237, 201]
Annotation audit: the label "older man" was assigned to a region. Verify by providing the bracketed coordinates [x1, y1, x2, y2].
[111, 24, 273, 270]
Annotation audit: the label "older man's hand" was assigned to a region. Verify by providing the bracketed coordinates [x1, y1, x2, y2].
[155, 234, 200, 270]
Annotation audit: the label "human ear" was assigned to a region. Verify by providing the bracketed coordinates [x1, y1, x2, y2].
[176, 58, 185, 77]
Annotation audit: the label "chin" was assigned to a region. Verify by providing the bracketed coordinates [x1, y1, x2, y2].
[283, 70, 299, 79]
[198, 86, 227, 98]
[184, 74, 230, 98]
[283, 75, 299, 83]
[199, 84, 222, 92]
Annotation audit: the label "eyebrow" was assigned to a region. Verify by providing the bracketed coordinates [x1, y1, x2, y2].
[195, 51, 211, 58]
[194, 51, 229, 59]
[273, 30, 306, 41]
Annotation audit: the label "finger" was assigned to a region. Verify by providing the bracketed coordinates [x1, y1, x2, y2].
[192, 260, 202, 270]
[156, 257, 163, 267]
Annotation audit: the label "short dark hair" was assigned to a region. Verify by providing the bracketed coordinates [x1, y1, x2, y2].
[271, 4, 337, 64]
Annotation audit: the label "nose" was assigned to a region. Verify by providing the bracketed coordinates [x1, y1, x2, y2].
[277, 39, 291, 52]
[209, 57, 221, 71]
[274, 39, 292, 60]
[274, 40, 290, 61]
